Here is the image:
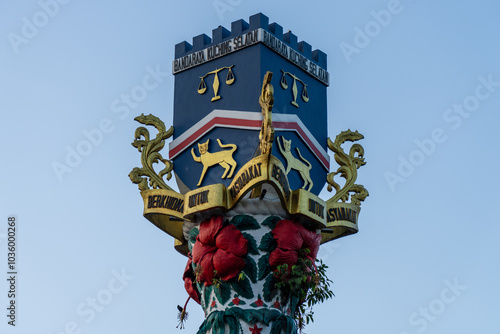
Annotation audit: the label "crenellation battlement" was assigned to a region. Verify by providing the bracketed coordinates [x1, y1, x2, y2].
[212, 26, 231, 44]
[298, 41, 312, 60]
[174, 41, 192, 58]
[192, 33, 211, 51]
[173, 12, 327, 70]
[268, 22, 283, 39]
[230, 18, 250, 37]
[248, 12, 268, 31]
[283, 30, 297, 49]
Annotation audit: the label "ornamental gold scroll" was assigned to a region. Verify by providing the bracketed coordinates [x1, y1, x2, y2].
[321, 130, 369, 244]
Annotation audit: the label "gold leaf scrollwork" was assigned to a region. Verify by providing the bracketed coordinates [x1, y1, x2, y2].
[129, 114, 174, 191]
[326, 130, 369, 205]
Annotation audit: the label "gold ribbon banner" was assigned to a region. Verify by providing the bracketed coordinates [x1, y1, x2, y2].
[226, 155, 269, 207]
[289, 189, 326, 229]
[141, 155, 362, 247]
[141, 189, 185, 241]
[321, 202, 360, 244]
[184, 183, 227, 220]
[225, 155, 326, 229]
[266, 155, 292, 209]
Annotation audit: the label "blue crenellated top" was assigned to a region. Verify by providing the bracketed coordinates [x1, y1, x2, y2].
[174, 13, 327, 70]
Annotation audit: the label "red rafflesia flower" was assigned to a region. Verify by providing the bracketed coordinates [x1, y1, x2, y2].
[269, 219, 320, 273]
[192, 216, 248, 286]
[182, 256, 200, 304]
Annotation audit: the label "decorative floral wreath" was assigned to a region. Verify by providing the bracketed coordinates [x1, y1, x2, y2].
[179, 215, 333, 333]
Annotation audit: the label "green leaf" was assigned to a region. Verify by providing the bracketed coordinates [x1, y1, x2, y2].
[189, 227, 199, 244]
[214, 282, 231, 305]
[207, 308, 285, 333]
[290, 295, 300, 315]
[230, 215, 260, 231]
[243, 232, 259, 255]
[285, 316, 296, 334]
[261, 215, 281, 230]
[196, 317, 210, 334]
[258, 253, 271, 280]
[248, 309, 265, 323]
[226, 316, 239, 334]
[263, 275, 277, 302]
[242, 255, 258, 283]
[228, 307, 262, 323]
[258, 232, 277, 253]
[270, 317, 284, 334]
[214, 312, 225, 334]
[198, 311, 217, 334]
[279, 289, 290, 307]
[203, 284, 213, 310]
[227, 307, 249, 323]
[230, 276, 254, 299]
[263, 309, 281, 325]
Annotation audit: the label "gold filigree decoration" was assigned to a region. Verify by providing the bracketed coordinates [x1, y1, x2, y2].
[326, 130, 369, 205]
[259, 71, 274, 155]
[129, 114, 174, 191]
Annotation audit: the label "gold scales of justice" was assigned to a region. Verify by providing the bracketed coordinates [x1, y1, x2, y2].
[280, 69, 309, 108]
[197, 65, 235, 101]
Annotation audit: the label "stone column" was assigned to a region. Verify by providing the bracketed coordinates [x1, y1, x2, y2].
[183, 195, 321, 334]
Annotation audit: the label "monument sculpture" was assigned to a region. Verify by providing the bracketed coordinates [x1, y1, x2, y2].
[129, 13, 368, 334]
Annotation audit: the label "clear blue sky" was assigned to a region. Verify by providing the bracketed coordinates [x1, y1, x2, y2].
[1, 0, 499, 333]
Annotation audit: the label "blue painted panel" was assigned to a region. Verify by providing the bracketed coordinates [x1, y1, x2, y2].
[171, 14, 329, 195]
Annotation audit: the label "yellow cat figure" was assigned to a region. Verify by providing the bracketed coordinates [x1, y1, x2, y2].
[277, 136, 313, 191]
[191, 139, 238, 186]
